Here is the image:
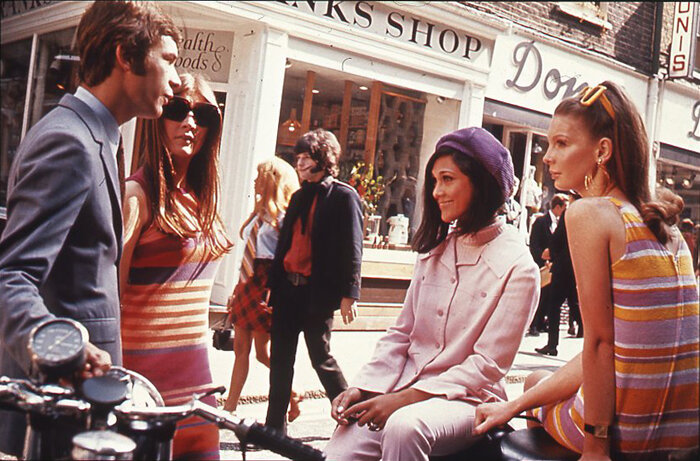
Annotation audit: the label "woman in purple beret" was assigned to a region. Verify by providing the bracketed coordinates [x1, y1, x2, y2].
[324, 127, 540, 460]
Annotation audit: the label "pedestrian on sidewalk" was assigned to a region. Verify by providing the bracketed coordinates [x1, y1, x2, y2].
[474, 81, 699, 461]
[526, 194, 569, 337]
[120, 73, 231, 459]
[265, 129, 363, 433]
[222, 157, 303, 422]
[0, 2, 180, 456]
[325, 127, 539, 461]
[535, 194, 583, 357]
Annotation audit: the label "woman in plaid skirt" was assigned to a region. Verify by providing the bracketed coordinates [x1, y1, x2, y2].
[223, 157, 303, 420]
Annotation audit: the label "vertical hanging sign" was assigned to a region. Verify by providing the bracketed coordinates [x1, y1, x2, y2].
[669, 2, 697, 78]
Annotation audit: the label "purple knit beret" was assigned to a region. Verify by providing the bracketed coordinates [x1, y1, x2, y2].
[434, 127, 515, 199]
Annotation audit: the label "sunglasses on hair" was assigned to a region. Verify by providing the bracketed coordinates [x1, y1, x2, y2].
[162, 96, 220, 128]
[578, 85, 615, 120]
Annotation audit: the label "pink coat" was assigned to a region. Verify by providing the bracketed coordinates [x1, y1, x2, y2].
[354, 218, 540, 402]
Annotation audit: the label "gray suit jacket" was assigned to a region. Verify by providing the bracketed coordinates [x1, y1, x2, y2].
[0, 94, 123, 455]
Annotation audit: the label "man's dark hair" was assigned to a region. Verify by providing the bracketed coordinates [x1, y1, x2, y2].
[412, 148, 504, 253]
[293, 129, 341, 177]
[76, 1, 181, 87]
[550, 193, 569, 210]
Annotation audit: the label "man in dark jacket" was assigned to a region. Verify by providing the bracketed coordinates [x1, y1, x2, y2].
[535, 196, 581, 356]
[266, 129, 363, 431]
[526, 194, 568, 336]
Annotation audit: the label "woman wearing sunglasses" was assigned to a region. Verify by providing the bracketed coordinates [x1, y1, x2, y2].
[120, 73, 232, 460]
[474, 81, 699, 460]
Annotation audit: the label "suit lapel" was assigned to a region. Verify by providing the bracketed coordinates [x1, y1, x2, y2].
[59, 95, 123, 252]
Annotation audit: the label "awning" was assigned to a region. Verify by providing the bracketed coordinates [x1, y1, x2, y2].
[483, 99, 552, 132]
[659, 143, 700, 172]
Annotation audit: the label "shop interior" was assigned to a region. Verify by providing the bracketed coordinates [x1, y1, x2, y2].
[276, 59, 454, 249]
[656, 160, 699, 222]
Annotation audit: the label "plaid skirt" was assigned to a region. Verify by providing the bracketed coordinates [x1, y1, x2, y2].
[229, 259, 272, 332]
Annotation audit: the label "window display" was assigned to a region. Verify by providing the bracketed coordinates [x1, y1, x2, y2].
[276, 61, 456, 250]
[28, 28, 79, 129]
[0, 38, 31, 210]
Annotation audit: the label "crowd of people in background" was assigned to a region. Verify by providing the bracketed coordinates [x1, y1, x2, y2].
[0, 2, 698, 461]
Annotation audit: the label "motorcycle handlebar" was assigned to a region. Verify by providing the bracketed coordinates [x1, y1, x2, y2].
[3, 376, 326, 461]
[117, 399, 325, 460]
[0, 380, 90, 416]
[244, 421, 326, 461]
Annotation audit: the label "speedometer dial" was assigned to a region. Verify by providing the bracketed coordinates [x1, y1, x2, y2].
[29, 319, 88, 379]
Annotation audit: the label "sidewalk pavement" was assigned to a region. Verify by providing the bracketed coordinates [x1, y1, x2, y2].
[210, 326, 583, 460]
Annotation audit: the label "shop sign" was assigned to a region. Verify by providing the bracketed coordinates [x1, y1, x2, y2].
[1, 0, 55, 19]
[175, 28, 234, 83]
[486, 34, 648, 116]
[669, 2, 697, 79]
[276, 1, 485, 61]
[691, 101, 700, 141]
[505, 40, 588, 100]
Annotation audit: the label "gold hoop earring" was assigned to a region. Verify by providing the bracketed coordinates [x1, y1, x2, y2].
[584, 174, 593, 191]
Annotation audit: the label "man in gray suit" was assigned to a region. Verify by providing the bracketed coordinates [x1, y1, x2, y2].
[0, 1, 181, 455]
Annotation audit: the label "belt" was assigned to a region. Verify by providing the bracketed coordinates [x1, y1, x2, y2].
[286, 272, 310, 286]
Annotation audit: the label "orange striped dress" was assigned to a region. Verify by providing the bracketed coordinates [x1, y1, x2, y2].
[533, 197, 699, 460]
[121, 174, 221, 460]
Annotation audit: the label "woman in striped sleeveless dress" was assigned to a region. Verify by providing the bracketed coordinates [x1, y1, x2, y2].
[120, 73, 232, 460]
[474, 81, 699, 461]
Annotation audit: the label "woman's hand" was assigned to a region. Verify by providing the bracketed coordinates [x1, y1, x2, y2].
[473, 400, 519, 435]
[342, 388, 431, 431]
[343, 393, 406, 431]
[331, 387, 367, 425]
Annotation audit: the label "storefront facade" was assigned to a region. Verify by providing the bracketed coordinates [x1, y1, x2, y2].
[1, 1, 501, 310]
[2, 2, 698, 324]
[483, 33, 656, 232]
[655, 80, 700, 222]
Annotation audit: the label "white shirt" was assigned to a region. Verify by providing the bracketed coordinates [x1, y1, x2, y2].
[548, 209, 559, 234]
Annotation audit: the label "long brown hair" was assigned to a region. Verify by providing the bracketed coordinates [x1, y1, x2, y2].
[239, 157, 299, 238]
[554, 80, 683, 243]
[138, 73, 232, 257]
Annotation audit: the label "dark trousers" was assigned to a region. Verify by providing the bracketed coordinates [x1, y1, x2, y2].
[266, 281, 347, 431]
[546, 269, 579, 348]
[529, 283, 551, 331]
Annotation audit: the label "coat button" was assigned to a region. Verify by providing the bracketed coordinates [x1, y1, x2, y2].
[481, 292, 487, 297]
[437, 310, 444, 316]
[450, 277, 456, 284]
[435, 343, 441, 349]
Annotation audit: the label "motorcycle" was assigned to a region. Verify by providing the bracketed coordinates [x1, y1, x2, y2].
[0, 318, 324, 460]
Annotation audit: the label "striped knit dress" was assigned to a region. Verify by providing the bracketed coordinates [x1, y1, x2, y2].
[121, 174, 222, 460]
[533, 197, 699, 460]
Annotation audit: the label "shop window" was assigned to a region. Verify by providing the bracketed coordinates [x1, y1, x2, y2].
[28, 27, 80, 130]
[1, 38, 32, 213]
[656, 162, 699, 222]
[555, 2, 612, 30]
[276, 61, 458, 250]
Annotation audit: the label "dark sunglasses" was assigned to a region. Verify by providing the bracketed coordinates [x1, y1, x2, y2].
[162, 96, 220, 128]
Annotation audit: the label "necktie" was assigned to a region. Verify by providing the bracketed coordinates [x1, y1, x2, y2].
[116, 138, 125, 201]
[239, 218, 260, 283]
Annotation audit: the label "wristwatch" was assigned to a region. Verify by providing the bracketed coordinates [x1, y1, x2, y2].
[584, 423, 610, 439]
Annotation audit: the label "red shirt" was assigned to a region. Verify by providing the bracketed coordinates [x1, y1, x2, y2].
[283, 196, 317, 276]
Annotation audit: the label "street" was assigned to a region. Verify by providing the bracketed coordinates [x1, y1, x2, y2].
[212, 326, 584, 460]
